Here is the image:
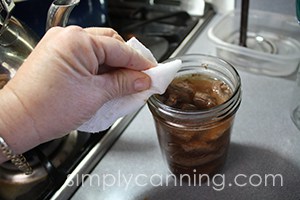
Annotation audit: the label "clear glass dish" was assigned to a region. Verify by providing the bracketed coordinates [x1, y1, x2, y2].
[208, 10, 300, 76]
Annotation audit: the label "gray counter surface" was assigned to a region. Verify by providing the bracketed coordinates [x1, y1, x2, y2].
[72, 15, 300, 200]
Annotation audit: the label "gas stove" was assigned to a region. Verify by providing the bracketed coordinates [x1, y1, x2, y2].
[108, 1, 215, 62]
[0, 2, 215, 200]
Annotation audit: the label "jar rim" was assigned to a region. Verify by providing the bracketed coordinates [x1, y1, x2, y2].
[148, 54, 241, 117]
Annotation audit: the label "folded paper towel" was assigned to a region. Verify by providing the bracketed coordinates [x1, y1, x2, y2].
[77, 37, 182, 132]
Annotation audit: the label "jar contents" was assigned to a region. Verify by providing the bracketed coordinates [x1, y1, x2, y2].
[153, 73, 234, 181]
[157, 74, 232, 110]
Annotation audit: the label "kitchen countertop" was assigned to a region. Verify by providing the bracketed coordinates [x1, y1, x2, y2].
[72, 15, 300, 200]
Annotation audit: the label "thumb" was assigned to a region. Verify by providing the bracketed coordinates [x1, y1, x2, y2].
[97, 69, 151, 100]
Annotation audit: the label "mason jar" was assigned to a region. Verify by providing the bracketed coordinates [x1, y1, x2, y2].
[147, 54, 242, 182]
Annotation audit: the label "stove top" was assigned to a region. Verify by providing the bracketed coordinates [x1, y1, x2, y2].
[108, 2, 214, 62]
[0, 3, 215, 200]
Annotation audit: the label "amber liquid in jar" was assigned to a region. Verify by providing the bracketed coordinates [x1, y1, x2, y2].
[153, 73, 234, 182]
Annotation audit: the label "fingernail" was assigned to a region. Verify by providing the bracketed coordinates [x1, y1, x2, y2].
[134, 77, 151, 91]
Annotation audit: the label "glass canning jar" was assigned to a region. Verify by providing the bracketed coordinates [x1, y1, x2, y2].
[148, 54, 242, 182]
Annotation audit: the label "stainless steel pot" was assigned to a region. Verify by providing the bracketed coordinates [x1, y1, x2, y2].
[0, 0, 109, 87]
[0, 0, 39, 87]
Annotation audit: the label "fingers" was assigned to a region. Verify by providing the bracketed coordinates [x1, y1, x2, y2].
[85, 27, 156, 71]
[95, 69, 152, 100]
[45, 26, 155, 72]
[84, 27, 124, 42]
[90, 35, 156, 71]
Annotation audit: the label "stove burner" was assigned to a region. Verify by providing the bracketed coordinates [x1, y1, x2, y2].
[108, 6, 202, 61]
[0, 131, 78, 199]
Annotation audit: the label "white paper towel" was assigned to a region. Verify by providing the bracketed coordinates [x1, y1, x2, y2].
[77, 37, 182, 132]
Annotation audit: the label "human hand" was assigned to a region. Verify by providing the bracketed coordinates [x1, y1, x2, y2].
[0, 26, 154, 154]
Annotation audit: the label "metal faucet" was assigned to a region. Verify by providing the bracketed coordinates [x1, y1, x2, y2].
[46, 0, 80, 31]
